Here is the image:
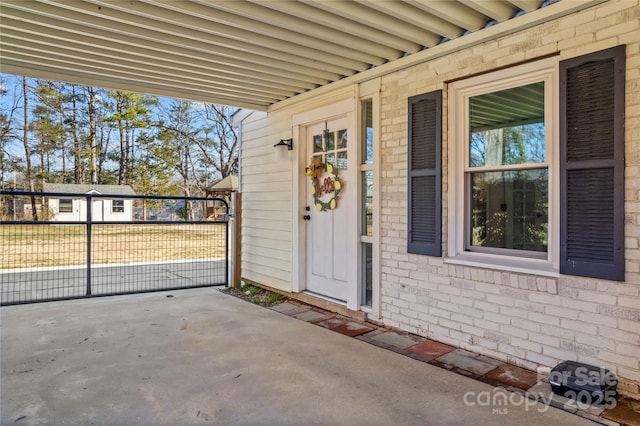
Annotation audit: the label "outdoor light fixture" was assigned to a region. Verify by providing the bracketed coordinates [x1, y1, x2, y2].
[274, 138, 293, 150]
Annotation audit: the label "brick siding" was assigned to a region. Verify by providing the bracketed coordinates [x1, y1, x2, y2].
[379, 0, 640, 398]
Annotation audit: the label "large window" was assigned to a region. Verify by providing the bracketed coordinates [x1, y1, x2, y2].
[468, 82, 548, 258]
[448, 58, 557, 268]
[446, 49, 624, 281]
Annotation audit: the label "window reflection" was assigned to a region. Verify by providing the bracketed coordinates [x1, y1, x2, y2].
[362, 170, 373, 236]
[470, 170, 548, 253]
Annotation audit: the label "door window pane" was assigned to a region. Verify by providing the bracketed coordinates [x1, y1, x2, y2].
[338, 129, 348, 149]
[326, 130, 335, 151]
[337, 151, 348, 170]
[326, 153, 335, 167]
[313, 134, 323, 153]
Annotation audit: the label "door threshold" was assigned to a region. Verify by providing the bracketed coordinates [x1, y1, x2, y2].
[296, 291, 365, 321]
[302, 291, 346, 306]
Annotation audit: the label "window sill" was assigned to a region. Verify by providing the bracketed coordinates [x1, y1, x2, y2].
[445, 252, 559, 278]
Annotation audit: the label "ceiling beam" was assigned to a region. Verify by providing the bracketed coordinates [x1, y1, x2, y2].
[140, 0, 380, 67]
[1, 36, 300, 100]
[358, 0, 464, 40]
[0, 58, 270, 110]
[0, 0, 597, 110]
[5, 1, 349, 81]
[0, 8, 339, 85]
[183, 0, 399, 63]
[0, 23, 319, 93]
[459, 0, 517, 22]
[2, 48, 280, 104]
[246, 0, 429, 55]
[94, 0, 377, 72]
[309, 1, 445, 46]
[507, 0, 545, 13]
[406, 1, 489, 32]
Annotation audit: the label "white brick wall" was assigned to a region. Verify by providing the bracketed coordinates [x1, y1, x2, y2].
[378, 0, 640, 398]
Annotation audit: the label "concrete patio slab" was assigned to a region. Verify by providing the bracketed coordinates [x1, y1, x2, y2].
[1, 288, 593, 426]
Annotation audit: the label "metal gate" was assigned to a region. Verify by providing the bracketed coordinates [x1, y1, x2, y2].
[1, 191, 229, 305]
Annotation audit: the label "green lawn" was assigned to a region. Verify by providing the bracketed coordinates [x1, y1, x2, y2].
[1, 224, 227, 269]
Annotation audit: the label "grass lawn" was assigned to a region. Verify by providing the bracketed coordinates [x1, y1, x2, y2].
[1, 224, 227, 269]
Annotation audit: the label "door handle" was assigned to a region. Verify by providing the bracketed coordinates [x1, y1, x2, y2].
[303, 214, 311, 221]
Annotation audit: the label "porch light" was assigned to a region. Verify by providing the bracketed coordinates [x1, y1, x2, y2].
[274, 138, 293, 150]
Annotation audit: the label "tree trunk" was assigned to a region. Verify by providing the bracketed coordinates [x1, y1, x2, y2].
[22, 77, 37, 220]
[117, 93, 126, 185]
[87, 87, 98, 184]
[72, 85, 82, 183]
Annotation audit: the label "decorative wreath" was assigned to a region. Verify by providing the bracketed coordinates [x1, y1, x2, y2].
[305, 157, 342, 211]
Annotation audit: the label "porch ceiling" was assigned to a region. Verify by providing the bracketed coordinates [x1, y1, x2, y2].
[0, 1, 578, 110]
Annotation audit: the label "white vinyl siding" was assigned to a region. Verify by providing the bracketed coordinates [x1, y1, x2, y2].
[240, 111, 294, 291]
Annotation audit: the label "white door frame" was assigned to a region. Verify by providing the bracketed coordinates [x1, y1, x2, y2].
[291, 99, 358, 310]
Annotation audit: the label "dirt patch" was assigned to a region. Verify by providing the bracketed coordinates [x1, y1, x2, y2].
[221, 284, 288, 307]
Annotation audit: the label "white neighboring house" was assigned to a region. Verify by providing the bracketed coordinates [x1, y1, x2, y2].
[43, 183, 136, 222]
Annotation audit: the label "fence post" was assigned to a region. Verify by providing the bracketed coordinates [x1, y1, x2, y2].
[86, 194, 92, 296]
[231, 192, 242, 289]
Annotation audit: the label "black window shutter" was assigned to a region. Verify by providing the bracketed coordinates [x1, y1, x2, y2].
[560, 45, 625, 281]
[408, 90, 442, 256]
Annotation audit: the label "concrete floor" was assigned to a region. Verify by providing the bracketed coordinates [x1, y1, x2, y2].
[1, 288, 593, 426]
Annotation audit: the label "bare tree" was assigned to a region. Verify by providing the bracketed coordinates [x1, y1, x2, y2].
[85, 86, 98, 184]
[0, 79, 21, 186]
[22, 76, 37, 220]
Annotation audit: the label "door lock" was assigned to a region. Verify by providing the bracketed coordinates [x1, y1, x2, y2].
[303, 214, 311, 221]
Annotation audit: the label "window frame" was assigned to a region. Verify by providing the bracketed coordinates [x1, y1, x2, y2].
[112, 199, 125, 213]
[357, 78, 381, 317]
[58, 198, 73, 213]
[448, 57, 559, 274]
[360, 98, 374, 308]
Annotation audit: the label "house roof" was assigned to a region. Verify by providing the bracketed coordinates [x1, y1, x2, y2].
[0, 1, 604, 111]
[209, 176, 238, 192]
[43, 183, 136, 196]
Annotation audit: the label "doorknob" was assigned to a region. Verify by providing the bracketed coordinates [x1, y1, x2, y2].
[303, 214, 311, 221]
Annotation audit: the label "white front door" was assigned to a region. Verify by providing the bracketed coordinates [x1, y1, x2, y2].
[304, 115, 356, 303]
